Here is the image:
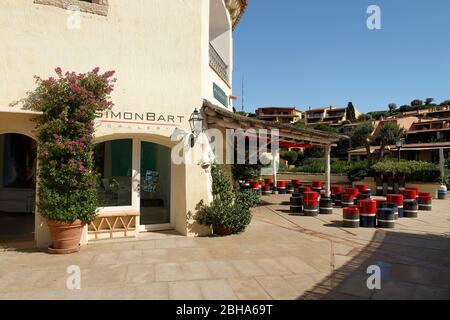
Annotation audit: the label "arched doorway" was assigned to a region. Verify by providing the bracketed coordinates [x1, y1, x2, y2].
[0, 133, 37, 242]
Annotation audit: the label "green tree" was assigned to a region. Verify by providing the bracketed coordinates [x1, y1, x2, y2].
[425, 98, 434, 106]
[388, 103, 398, 114]
[350, 122, 374, 165]
[440, 100, 450, 106]
[411, 99, 424, 107]
[280, 150, 298, 165]
[311, 124, 339, 133]
[346, 102, 357, 122]
[377, 122, 406, 161]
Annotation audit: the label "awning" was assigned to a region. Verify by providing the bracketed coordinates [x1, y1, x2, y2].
[202, 100, 349, 146]
[202, 100, 348, 197]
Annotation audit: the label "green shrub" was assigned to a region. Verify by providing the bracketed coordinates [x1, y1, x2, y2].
[372, 160, 443, 183]
[280, 158, 356, 175]
[196, 164, 259, 234]
[280, 150, 298, 165]
[22, 67, 116, 223]
[347, 160, 372, 182]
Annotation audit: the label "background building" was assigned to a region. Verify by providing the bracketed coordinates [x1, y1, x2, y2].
[348, 117, 450, 162]
[305, 106, 361, 126]
[255, 107, 302, 124]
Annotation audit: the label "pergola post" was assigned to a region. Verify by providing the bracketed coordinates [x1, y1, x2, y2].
[325, 144, 331, 197]
[439, 147, 445, 184]
[272, 146, 278, 188]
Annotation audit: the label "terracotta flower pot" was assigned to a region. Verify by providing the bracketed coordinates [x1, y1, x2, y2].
[213, 225, 236, 236]
[46, 219, 85, 254]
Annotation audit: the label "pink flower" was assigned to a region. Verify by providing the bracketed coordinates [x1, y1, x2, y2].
[103, 70, 115, 79]
[77, 162, 86, 174]
[92, 67, 100, 74]
[55, 67, 62, 76]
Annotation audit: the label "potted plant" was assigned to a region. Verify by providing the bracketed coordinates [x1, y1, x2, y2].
[22, 67, 116, 254]
[195, 164, 260, 236]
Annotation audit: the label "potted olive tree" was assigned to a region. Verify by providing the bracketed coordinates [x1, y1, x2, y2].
[22, 67, 116, 254]
[195, 164, 260, 236]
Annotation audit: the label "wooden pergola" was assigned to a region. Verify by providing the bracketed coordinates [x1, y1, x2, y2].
[202, 100, 349, 196]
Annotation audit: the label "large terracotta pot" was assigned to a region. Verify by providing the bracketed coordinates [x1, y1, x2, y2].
[46, 219, 85, 254]
[213, 225, 236, 236]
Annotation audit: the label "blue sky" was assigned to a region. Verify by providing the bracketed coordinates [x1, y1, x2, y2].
[232, 0, 450, 114]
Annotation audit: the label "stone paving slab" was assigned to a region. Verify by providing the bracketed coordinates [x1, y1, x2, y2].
[1, 196, 450, 300]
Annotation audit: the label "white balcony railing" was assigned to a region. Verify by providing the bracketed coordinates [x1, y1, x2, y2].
[209, 43, 229, 83]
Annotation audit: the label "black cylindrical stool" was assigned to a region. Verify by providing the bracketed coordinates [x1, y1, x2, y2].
[290, 195, 303, 214]
[404, 199, 418, 218]
[319, 197, 333, 215]
[360, 200, 377, 228]
[304, 200, 319, 217]
[343, 206, 360, 228]
[358, 193, 371, 201]
[418, 194, 432, 211]
[383, 202, 399, 220]
[377, 208, 395, 229]
[342, 194, 355, 208]
[287, 184, 295, 195]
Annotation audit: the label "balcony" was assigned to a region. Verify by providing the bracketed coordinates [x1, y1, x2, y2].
[307, 114, 324, 119]
[210, 43, 229, 84]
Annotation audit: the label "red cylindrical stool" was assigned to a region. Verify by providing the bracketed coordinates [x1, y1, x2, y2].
[355, 184, 368, 192]
[262, 185, 271, 196]
[277, 181, 287, 195]
[387, 194, 404, 218]
[304, 192, 319, 202]
[312, 181, 323, 188]
[304, 200, 319, 216]
[331, 185, 343, 193]
[403, 189, 417, 200]
[346, 188, 359, 198]
[419, 195, 432, 211]
[359, 200, 377, 228]
[343, 206, 360, 228]
[292, 179, 301, 186]
[406, 186, 420, 202]
[342, 193, 355, 208]
[298, 186, 311, 194]
[331, 185, 343, 207]
[265, 178, 273, 186]
[251, 182, 260, 193]
[312, 181, 323, 194]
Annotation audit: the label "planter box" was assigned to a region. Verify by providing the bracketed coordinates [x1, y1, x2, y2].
[263, 173, 350, 185]
[357, 177, 442, 199]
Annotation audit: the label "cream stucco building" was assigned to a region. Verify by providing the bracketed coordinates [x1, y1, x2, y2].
[0, 0, 247, 247]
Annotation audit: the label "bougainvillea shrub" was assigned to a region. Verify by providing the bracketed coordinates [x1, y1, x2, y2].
[22, 68, 116, 223]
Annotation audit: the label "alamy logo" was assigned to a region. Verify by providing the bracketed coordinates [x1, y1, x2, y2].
[366, 265, 382, 290]
[67, 5, 81, 30]
[367, 5, 382, 30]
[66, 265, 81, 290]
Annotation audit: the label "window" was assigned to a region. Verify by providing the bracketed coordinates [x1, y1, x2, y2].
[34, 0, 109, 16]
[93, 140, 133, 207]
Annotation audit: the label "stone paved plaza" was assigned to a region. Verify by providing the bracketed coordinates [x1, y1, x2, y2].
[1, 196, 450, 300]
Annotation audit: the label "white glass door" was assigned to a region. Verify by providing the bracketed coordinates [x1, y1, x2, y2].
[138, 140, 172, 232]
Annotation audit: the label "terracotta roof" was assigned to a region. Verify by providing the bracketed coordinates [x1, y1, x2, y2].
[402, 142, 450, 149]
[226, 0, 248, 29]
